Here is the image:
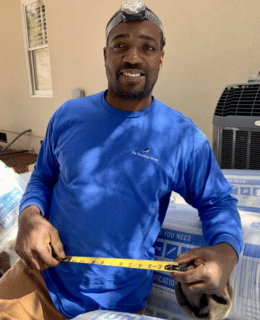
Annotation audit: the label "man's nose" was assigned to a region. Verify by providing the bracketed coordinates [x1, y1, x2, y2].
[122, 46, 142, 64]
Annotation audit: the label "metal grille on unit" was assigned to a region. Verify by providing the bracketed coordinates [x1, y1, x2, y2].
[213, 82, 260, 170]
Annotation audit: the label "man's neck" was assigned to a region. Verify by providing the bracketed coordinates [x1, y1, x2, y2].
[105, 90, 153, 112]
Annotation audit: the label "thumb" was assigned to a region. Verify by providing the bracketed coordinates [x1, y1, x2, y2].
[50, 232, 66, 260]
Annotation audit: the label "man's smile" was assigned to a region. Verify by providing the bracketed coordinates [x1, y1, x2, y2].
[119, 70, 146, 80]
[123, 73, 142, 78]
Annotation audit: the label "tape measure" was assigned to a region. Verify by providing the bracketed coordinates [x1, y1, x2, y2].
[63, 256, 179, 272]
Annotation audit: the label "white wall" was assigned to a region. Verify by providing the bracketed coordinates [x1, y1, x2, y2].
[1, 0, 260, 152]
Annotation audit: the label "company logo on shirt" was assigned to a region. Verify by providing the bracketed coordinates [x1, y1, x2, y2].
[142, 147, 151, 153]
[132, 147, 158, 162]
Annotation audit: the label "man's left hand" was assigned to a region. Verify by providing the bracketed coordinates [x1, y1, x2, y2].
[171, 243, 238, 295]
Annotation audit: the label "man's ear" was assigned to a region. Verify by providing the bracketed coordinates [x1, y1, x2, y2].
[159, 50, 165, 70]
[103, 47, 107, 62]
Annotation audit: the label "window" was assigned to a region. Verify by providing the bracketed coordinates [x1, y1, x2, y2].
[20, 0, 53, 97]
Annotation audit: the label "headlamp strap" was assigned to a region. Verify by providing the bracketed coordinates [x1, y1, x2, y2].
[122, 11, 146, 21]
[106, 0, 166, 45]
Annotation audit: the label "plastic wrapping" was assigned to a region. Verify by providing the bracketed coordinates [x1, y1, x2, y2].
[73, 310, 158, 319]
[0, 161, 25, 266]
[222, 169, 260, 214]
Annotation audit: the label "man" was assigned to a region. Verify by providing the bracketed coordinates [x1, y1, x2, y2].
[0, 1, 242, 319]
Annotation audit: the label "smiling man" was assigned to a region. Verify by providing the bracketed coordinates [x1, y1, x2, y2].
[104, 18, 164, 110]
[0, 1, 242, 319]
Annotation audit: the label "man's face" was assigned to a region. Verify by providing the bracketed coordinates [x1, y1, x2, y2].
[104, 19, 164, 100]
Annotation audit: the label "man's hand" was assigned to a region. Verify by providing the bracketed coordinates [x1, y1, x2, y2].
[15, 205, 66, 271]
[172, 243, 238, 295]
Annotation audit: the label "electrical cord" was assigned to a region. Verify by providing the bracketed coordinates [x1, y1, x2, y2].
[0, 149, 33, 157]
[0, 129, 32, 153]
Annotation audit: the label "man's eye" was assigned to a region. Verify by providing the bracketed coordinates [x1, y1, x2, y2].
[114, 43, 126, 49]
[144, 45, 155, 51]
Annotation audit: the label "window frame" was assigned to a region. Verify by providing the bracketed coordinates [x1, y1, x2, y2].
[20, 0, 53, 98]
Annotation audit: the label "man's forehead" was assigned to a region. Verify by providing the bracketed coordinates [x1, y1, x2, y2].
[108, 19, 161, 44]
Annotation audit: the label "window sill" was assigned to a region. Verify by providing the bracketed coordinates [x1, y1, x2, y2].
[30, 94, 53, 98]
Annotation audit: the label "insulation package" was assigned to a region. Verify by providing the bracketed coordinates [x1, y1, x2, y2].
[73, 310, 158, 320]
[145, 169, 260, 320]
[0, 161, 25, 266]
[223, 169, 260, 214]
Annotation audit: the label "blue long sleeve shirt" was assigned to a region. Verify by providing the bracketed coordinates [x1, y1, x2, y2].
[20, 91, 243, 318]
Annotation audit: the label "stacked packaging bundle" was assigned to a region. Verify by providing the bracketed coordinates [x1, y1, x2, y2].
[145, 170, 260, 320]
[0, 161, 25, 271]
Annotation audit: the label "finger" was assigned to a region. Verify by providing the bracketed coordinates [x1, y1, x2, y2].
[15, 239, 41, 270]
[50, 232, 66, 260]
[174, 265, 221, 295]
[36, 255, 55, 271]
[22, 254, 50, 271]
[17, 243, 58, 270]
[172, 264, 207, 283]
[20, 252, 41, 271]
[182, 280, 219, 294]
[181, 281, 207, 293]
[37, 247, 60, 268]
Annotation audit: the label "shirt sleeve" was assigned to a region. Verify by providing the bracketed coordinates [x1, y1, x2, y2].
[175, 139, 243, 258]
[19, 114, 60, 217]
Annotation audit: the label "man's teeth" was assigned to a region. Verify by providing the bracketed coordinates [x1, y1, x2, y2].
[123, 73, 142, 78]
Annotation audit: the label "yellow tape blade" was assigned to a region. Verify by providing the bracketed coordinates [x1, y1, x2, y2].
[63, 256, 179, 272]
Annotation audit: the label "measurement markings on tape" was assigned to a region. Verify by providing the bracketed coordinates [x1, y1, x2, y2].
[63, 256, 179, 272]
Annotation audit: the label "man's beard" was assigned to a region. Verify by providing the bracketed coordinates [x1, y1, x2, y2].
[112, 73, 158, 100]
[106, 63, 159, 101]
[114, 82, 153, 100]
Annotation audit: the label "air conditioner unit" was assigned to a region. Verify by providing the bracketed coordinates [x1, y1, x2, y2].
[213, 81, 260, 170]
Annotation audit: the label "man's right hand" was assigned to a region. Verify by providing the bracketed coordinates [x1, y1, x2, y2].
[15, 205, 66, 271]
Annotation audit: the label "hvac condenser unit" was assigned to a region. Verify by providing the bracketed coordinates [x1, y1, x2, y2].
[213, 81, 260, 170]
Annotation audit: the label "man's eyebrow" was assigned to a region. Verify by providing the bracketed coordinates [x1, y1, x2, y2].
[111, 33, 158, 43]
[111, 33, 129, 42]
[139, 35, 157, 43]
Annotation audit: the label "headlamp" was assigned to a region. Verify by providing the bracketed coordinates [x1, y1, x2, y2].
[122, 0, 146, 15]
[106, 0, 166, 46]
